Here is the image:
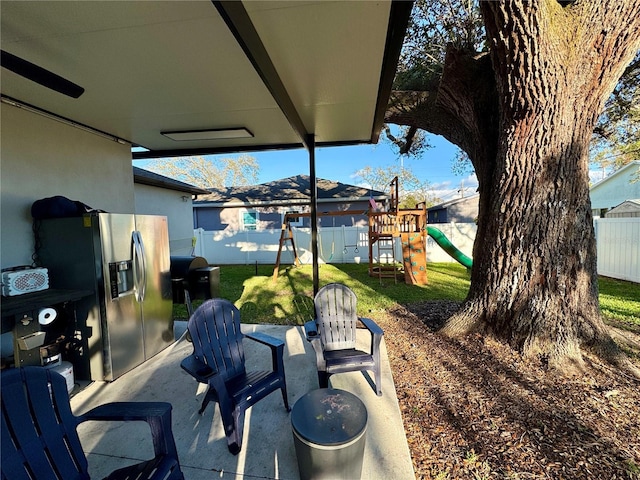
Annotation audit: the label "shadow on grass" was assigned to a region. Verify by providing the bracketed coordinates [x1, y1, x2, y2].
[202, 262, 471, 325]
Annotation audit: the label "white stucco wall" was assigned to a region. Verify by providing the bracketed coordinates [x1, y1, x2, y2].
[134, 184, 196, 255]
[1, 103, 134, 269]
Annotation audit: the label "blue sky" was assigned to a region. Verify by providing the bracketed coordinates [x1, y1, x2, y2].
[134, 131, 614, 204]
[135, 133, 480, 204]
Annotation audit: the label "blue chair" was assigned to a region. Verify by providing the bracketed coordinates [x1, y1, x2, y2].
[305, 283, 384, 396]
[1, 366, 184, 480]
[181, 298, 290, 455]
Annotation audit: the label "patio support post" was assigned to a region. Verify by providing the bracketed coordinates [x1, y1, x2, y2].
[308, 134, 319, 296]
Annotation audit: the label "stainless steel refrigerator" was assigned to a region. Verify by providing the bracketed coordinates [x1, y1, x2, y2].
[37, 213, 173, 381]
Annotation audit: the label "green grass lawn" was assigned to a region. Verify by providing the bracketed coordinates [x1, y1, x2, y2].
[175, 263, 639, 330]
[598, 276, 640, 331]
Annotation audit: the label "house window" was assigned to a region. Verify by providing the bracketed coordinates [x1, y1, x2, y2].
[241, 210, 258, 230]
[283, 208, 304, 227]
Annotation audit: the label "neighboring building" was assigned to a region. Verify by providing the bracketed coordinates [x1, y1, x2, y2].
[605, 199, 640, 218]
[133, 167, 209, 255]
[427, 194, 479, 224]
[590, 161, 640, 217]
[193, 175, 387, 231]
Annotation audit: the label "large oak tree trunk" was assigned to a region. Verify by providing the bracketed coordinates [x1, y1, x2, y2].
[448, 78, 608, 365]
[386, 0, 640, 372]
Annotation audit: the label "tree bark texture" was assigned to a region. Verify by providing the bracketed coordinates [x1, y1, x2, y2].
[386, 0, 640, 368]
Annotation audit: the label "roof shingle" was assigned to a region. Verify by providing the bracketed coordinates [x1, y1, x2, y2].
[194, 175, 386, 205]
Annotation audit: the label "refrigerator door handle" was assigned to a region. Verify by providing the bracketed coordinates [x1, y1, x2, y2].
[137, 231, 148, 301]
[132, 231, 144, 302]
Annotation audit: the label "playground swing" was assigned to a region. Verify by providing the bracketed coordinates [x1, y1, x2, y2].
[304, 220, 334, 264]
[309, 221, 325, 264]
[317, 227, 325, 262]
[318, 217, 339, 263]
[342, 222, 359, 255]
[327, 217, 336, 262]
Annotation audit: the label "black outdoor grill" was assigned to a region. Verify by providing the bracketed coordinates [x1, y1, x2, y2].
[169, 256, 219, 306]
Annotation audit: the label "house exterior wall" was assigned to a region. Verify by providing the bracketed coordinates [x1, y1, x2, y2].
[193, 207, 282, 231]
[605, 200, 640, 218]
[590, 162, 640, 216]
[315, 204, 370, 228]
[0, 103, 134, 269]
[194, 207, 224, 231]
[428, 196, 479, 224]
[134, 184, 196, 255]
[428, 208, 447, 223]
[448, 197, 478, 223]
[193, 199, 372, 231]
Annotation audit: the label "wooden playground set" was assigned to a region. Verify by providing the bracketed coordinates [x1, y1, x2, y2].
[272, 177, 472, 285]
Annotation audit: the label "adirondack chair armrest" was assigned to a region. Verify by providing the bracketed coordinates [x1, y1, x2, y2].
[304, 320, 326, 369]
[181, 355, 217, 382]
[245, 331, 284, 349]
[359, 317, 383, 357]
[78, 402, 179, 459]
[304, 320, 319, 339]
[359, 317, 384, 336]
[245, 331, 286, 373]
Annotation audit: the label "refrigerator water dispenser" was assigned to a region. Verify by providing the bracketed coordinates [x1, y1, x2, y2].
[108, 260, 133, 299]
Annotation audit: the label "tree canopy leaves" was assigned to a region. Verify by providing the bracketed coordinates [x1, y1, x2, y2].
[354, 163, 441, 208]
[591, 51, 640, 171]
[394, 0, 484, 92]
[145, 154, 259, 188]
[389, 0, 640, 177]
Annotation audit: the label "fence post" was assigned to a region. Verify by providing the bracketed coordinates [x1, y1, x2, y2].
[194, 228, 205, 257]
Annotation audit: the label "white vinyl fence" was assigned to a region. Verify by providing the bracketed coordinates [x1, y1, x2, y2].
[193, 223, 477, 267]
[594, 218, 640, 283]
[194, 219, 639, 283]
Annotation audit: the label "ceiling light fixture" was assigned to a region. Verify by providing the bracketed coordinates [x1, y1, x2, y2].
[161, 128, 253, 142]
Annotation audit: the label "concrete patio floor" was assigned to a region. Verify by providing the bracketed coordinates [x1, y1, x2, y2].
[70, 323, 415, 479]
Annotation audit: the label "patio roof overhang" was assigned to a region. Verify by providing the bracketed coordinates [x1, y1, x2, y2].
[1, 0, 412, 158]
[1, 0, 413, 293]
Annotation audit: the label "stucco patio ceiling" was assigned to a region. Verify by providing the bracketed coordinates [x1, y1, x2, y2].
[1, 1, 411, 158]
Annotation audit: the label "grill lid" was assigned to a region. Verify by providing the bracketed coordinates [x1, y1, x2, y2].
[169, 256, 208, 279]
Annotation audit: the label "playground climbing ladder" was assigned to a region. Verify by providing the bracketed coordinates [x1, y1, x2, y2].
[367, 178, 428, 284]
[401, 232, 427, 285]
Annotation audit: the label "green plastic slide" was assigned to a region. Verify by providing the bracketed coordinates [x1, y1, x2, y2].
[426, 226, 473, 269]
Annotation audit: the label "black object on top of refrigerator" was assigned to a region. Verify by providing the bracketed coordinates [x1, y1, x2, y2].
[36, 213, 173, 381]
